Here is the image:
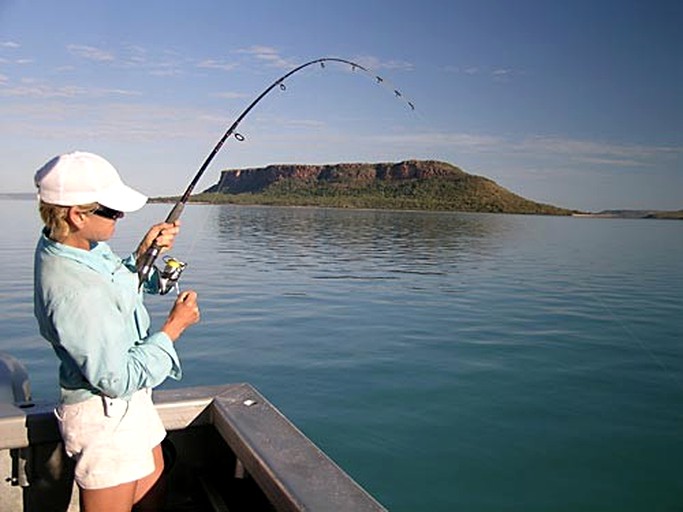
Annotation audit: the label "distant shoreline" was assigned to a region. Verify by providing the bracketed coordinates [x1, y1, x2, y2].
[4, 193, 679, 220]
[0, 193, 35, 200]
[572, 210, 683, 220]
[149, 196, 683, 220]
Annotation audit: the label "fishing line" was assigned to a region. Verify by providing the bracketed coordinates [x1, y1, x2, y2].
[138, 56, 416, 292]
[181, 166, 229, 261]
[588, 287, 682, 389]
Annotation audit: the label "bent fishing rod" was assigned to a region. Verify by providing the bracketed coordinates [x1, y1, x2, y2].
[137, 57, 414, 293]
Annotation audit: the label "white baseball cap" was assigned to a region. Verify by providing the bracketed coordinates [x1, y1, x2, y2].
[34, 151, 148, 212]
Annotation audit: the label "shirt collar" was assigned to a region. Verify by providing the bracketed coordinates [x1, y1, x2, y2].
[38, 231, 121, 275]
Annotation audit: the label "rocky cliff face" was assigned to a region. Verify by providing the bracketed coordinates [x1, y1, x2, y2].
[204, 160, 471, 194]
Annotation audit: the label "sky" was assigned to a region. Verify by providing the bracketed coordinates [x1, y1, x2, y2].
[0, 0, 681, 211]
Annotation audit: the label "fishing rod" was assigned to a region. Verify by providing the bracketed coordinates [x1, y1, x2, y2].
[137, 56, 414, 293]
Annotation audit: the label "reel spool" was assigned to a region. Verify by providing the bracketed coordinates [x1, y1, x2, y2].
[158, 256, 187, 295]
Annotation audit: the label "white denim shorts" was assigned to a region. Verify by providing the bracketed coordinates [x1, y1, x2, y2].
[54, 388, 166, 489]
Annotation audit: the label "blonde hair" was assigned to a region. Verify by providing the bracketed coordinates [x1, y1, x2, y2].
[39, 201, 98, 242]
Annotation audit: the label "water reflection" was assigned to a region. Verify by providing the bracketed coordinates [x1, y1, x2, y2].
[210, 205, 513, 280]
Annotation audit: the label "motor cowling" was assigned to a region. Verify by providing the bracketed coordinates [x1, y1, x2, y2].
[0, 351, 32, 407]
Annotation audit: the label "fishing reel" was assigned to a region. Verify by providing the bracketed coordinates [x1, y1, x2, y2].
[157, 256, 188, 295]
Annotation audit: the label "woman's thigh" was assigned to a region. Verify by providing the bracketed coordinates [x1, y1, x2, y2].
[80, 480, 136, 512]
[133, 444, 166, 509]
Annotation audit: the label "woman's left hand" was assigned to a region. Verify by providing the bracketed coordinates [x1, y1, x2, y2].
[136, 221, 181, 260]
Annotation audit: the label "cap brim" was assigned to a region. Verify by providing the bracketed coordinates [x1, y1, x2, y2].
[97, 183, 148, 212]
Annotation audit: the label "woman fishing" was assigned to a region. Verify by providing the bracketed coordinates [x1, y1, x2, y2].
[33, 151, 200, 511]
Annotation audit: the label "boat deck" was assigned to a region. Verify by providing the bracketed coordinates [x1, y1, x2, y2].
[0, 383, 386, 512]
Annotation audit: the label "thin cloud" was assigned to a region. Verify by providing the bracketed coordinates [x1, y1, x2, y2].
[492, 68, 514, 82]
[353, 55, 414, 72]
[372, 131, 681, 170]
[234, 48, 414, 75]
[117, 46, 186, 76]
[0, 80, 140, 99]
[373, 132, 502, 151]
[99, 88, 142, 97]
[212, 91, 250, 99]
[0, 83, 89, 98]
[1, 41, 20, 49]
[236, 46, 294, 69]
[197, 59, 238, 72]
[443, 65, 521, 82]
[0, 101, 218, 141]
[67, 44, 115, 62]
[516, 136, 681, 162]
[147, 62, 184, 77]
[441, 66, 480, 75]
[498, 136, 682, 171]
[122, 44, 147, 65]
[252, 115, 327, 130]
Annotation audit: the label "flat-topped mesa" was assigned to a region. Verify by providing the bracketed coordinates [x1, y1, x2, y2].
[205, 160, 470, 194]
[197, 159, 574, 215]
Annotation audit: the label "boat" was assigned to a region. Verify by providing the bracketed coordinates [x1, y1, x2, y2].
[0, 352, 387, 511]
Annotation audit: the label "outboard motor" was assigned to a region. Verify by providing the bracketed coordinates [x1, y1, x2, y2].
[0, 351, 33, 407]
[0, 352, 77, 511]
[0, 352, 34, 507]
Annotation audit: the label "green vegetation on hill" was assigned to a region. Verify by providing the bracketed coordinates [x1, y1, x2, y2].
[192, 177, 570, 214]
[185, 160, 574, 215]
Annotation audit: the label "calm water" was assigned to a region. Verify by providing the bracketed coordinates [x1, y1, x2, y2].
[2, 198, 682, 511]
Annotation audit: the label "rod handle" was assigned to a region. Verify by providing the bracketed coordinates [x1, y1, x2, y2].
[137, 244, 161, 289]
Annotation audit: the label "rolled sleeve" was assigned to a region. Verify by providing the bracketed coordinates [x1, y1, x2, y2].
[133, 331, 182, 382]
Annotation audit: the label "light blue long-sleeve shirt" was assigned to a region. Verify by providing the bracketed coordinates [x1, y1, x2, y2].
[34, 231, 182, 405]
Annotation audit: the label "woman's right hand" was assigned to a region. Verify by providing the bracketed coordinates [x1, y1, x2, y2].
[161, 290, 200, 341]
[136, 221, 181, 261]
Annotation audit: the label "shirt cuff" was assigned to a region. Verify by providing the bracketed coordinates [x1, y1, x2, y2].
[145, 331, 183, 381]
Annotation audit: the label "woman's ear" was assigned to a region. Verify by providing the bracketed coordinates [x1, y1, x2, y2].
[66, 206, 87, 229]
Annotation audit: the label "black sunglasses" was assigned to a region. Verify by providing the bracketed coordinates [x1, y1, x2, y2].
[92, 205, 125, 220]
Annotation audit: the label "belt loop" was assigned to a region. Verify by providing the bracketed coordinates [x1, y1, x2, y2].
[102, 396, 113, 417]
